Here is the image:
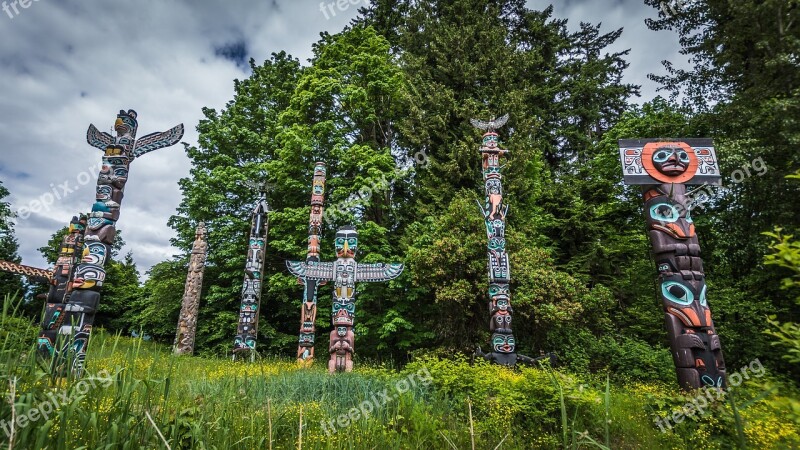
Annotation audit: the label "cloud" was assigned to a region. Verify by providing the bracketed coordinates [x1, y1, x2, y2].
[0, 0, 683, 279]
[0, 0, 358, 278]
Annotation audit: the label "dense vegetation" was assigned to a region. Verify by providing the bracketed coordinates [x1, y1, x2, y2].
[1, 0, 799, 447]
[1, 304, 799, 449]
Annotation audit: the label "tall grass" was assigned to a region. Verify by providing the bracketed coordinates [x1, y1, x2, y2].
[2, 294, 799, 449]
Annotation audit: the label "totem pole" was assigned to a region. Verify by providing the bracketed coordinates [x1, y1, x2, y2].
[232, 185, 270, 359]
[37, 214, 88, 360]
[57, 109, 183, 375]
[0, 216, 87, 287]
[174, 222, 208, 355]
[295, 162, 327, 365]
[287, 225, 403, 373]
[619, 138, 726, 389]
[470, 115, 543, 367]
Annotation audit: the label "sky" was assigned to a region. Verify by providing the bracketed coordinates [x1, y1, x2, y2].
[0, 0, 688, 278]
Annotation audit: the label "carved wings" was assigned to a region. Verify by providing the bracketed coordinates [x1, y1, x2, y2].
[470, 113, 510, 132]
[286, 260, 335, 281]
[86, 123, 184, 158]
[131, 123, 185, 158]
[86, 124, 114, 151]
[355, 263, 404, 282]
[286, 261, 404, 283]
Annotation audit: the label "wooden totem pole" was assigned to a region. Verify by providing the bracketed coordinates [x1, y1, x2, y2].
[295, 162, 327, 365]
[174, 222, 208, 355]
[37, 214, 88, 360]
[471, 115, 541, 367]
[619, 138, 726, 389]
[232, 186, 270, 359]
[2, 216, 88, 366]
[51, 109, 183, 375]
[0, 215, 86, 288]
[287, 225, 403, 373]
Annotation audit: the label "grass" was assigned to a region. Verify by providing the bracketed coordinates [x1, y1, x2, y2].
[1, 296, 800, 449]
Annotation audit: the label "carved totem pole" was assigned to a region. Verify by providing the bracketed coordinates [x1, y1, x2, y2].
[174, 222, 208, 355]
[287, 225, 403, 373]
[49, 109, 183, 375]
[470, 115, 541, 367]
[37, 214, 88, 360]
[619, 138, 726, 389]
[295, 162, 327, 365]
[0, 216, 86, 288]
[232, 186, 270, 359]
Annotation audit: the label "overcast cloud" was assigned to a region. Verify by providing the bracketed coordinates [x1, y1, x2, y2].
[0, 0, 687, 278]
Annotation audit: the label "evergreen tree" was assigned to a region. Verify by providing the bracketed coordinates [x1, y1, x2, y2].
[358, 0, 638, 364]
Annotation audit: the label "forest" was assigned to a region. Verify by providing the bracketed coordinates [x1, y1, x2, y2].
[0, 0, 798, 448]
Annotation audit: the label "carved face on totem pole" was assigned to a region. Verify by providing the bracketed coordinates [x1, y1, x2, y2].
[81, 241, 108, 266]
[619, 139, 721, 186]
[491, 332, 515, 354]
[488, 283, 510, 306]
[481, 132, 500, 150]
[332, 301, 355, 326]
[300, 301, 316, 332]
[647, 197, 696, 240]
[661, 274, 713, 328]
[98, 156, 129, 190]
[72, 263, 105, 290]
[233, 335, 256, 350]
[651, 146, 690, 176]
[115, 109, 138, 136]
[312, 179, 325, 198]
[299, 332, 315, 346]
[335, 226, 358, 258]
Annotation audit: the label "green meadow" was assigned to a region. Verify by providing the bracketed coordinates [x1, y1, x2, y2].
[1, 297, 798, 450]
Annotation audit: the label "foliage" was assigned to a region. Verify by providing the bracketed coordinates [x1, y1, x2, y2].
[0, 310, 797, 449]
[0, 181, 24, 300]
[761, 171, 800, 366]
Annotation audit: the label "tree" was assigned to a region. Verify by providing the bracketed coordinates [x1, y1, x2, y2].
[0, 181, 24, 300]
[167, 52, 305, 355]
[357, 0, 639, 366]
[131, 259, 187, 341]
[95, 251, 141, 333]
